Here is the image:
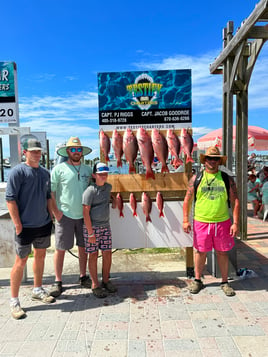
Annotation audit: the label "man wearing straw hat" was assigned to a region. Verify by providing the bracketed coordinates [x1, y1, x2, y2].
[49, 137, 92, 297]
[183, 146, 240, 296]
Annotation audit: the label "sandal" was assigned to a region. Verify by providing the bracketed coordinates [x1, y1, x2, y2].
[189, 280, 204, 294]
[221, 283, 236, 297]
[92, 287, 108, 298]
[102, 280, 117, 293]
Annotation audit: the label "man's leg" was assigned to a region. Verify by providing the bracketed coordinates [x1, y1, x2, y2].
[216, 250, 229, 282]
[216, 250, 235, 296]
[194, 251, 207, 280]
[53, 249, 65, 282]
[88, 251, 99, 289]
[10, 255, 28, 298]
[78, 246, 88, 278]
[32, 248, 46, 288]
[189, 250, 207, 294]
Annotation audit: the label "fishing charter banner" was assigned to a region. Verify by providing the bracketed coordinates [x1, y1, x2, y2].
[98, 69, 192, 131]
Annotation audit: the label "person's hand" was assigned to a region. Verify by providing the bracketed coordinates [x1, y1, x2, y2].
[15, 223, 23, 235]
[183, 221, 191, 234]
[230, 223, 239, 237]
[88, 233, 96, 243]
[55, 211, 63, 222]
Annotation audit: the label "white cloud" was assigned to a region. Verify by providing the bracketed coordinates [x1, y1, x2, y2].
[2, 48, 268, 160]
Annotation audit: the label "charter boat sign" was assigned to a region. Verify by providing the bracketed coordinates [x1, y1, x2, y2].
[0, 62, 18, 123]
[98, 69, 192, 131]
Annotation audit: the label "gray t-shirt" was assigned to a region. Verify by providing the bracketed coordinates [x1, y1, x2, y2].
[82, 182, 112, 227]
[6, 163, 51, 228]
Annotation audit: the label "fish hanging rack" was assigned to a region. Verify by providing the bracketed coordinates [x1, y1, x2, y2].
[100, 128, 193, 201]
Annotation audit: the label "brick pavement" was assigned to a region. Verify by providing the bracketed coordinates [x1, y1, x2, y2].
[0, 213, 268, 356]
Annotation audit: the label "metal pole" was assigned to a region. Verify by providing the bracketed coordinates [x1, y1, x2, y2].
[0, 138, 4, 182]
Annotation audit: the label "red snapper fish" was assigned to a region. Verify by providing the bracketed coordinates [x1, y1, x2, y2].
[123, 128, 138, 174]
[141, 191, 152, 222]
[116, 193, 124, 217]
[180, 128, 194, 163]
[156, 192, 164, 218]
[129, 193, 137, 217]
[100, 130, 110, 162]
[137, 128, 155, 180]
[166, 129, 183, 168]
[151, 129, 169, 173]
[112, 130, 123, 167]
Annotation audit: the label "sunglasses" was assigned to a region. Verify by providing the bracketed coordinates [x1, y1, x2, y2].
[69, 147, 82, 153]
[205, 156, 220, 162]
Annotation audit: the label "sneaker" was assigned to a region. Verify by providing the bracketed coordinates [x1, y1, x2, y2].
[189, 280, 204, 294]
[79, 275, 91, 288]
[221, 283, 236, 297]
[32, 288, 56, 303]
[10, 303, 26, 320]
[102, 280, 117, 293]
[49, 281, 63, 298]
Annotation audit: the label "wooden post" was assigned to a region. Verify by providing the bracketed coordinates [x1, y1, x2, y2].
[186, 247, 194, 278]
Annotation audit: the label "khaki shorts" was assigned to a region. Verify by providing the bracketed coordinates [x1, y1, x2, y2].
[55, 214, 84, 250]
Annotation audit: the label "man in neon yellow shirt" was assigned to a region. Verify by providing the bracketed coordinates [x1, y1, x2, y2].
[183, 146, 240, 296]
[50, 137, 92, 297]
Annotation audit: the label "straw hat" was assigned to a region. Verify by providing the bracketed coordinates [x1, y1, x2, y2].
[57, 137, 92, 157]
[200, 146, 227, 165]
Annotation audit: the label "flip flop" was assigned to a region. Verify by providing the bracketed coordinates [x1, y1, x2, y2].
[92, 287, 108, 298]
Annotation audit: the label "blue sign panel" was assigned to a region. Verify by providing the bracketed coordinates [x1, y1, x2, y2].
[98, 69, 191, 130]
[0, 62, 15, 102]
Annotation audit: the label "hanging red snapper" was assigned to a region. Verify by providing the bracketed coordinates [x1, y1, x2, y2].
[116, 193, 124, 217]
[123, 129, 138, 174]
[129, 193, 137, 217]
[112, 130, 123, 167]
[137, 128, 155, 180]
[151, 129, 169, 173]
[141, 192, 152, 222]
[100, 130, 110, 162]
[156, 192, 164, 218]
[166, 129, 183, 168]
[180, 128, 194, 163]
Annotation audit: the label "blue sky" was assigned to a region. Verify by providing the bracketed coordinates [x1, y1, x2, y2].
[1, 0, 268, 159]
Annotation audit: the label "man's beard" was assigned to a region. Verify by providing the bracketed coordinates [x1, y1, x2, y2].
[69, 155, 81, 163]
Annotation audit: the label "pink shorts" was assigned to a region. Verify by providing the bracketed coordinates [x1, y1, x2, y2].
[193, 219, 234, 252]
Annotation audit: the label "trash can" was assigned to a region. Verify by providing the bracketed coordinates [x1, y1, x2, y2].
[206, 242, 237, 279]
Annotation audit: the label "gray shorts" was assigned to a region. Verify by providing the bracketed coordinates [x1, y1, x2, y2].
[55, 214, 84, 250]
[15, 235, 51, 259]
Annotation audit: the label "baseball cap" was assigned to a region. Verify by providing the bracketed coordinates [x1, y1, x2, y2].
[94, 162, 109, 174]
[23, 139, 42, 151]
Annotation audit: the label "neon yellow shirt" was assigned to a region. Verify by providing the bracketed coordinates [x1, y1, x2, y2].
[194, 171, 229, 223]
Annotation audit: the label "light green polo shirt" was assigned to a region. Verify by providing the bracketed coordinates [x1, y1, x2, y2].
[51, 162, 92, 219]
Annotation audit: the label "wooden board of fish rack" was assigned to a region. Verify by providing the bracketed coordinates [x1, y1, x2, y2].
[102, 129, 192, 200]
[107, 173, 189, 201]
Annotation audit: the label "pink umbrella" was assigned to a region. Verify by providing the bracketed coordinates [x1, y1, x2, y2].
[197, 126, 268, 151]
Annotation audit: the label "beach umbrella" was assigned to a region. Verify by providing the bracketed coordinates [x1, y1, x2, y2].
[197, 126, 268, 151]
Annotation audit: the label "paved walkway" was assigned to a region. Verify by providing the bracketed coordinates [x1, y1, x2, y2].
[0, 212, 268, 356]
